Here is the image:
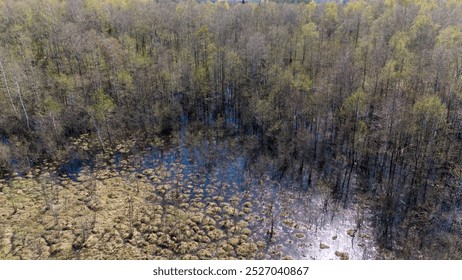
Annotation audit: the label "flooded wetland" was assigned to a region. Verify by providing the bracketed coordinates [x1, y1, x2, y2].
[2, 0, 462, 261]
[0, 129, 377, 260]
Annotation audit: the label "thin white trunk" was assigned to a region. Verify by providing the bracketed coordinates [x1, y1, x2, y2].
[51, 114, 58, 137]
[90, 115, 105, 152]
[0, 59, 19, 117]
[14, 79, 31, 130]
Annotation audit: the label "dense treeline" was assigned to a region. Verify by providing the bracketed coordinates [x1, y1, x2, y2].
[1, 0, 462, 259]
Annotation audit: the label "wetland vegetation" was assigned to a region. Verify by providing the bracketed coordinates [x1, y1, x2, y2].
[1, 0, 462, 259]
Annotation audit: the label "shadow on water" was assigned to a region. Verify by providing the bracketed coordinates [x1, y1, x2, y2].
[1, 134, 9, 145]
[58, 156, 96, 181]
[53, 113, 377, 259]
[57, 157, 84, 181]
[133, 132, 376, 259]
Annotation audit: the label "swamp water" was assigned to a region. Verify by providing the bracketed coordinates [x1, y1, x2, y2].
[0, 132, 377, 259]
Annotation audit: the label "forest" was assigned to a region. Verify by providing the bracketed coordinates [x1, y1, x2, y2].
[1, 0, 462, 260]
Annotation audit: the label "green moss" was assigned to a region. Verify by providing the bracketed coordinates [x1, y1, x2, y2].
[220, 241, 234, 252]
[236, 220, 249, 228]
[335, 251, 349, 260]
[229, 196, 240, 205]
[175, 241, 199, 254]
[229, 237, 240, 246]
[201, 236, 211, 243]
[213, 196, 225, 202]
[236, 242, 258, 258]
[159, 249, 174, 259]
[197, 248, 213, 259]
[242, 228, 252, 236]
[347, 229, 356, 237]
[181, 254, 199, 260]
[156, 234, 173, 248]
[223, 205, 238, 216]
[189, 212, 204, 224]
[218, 219, 234, 229]
[202, 216, 216, 226]
[256, 241, 266, 249]
[206, 206, 222, 215]
[146, 234, 157, 244]
[216, 248, 228, 258]
[282, 219, 296, 228]
[208, 229, 225, 240]
[243, 208, 252, 213]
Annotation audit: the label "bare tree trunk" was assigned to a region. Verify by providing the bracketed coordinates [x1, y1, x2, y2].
[0, 59, 19, 117]
[14, 79, 31, 130]
[104, 115, 113, 146]
[90, 115, 105, 152]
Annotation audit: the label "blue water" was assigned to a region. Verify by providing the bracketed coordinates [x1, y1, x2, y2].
[1, 135, 9, 145]
[58, 157, 84, 181]
[50, 130, 376, 259]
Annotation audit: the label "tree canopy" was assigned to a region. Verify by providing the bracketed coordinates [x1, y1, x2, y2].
[1, 0, 462, 259]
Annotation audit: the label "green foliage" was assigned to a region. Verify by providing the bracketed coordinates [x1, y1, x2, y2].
[43, 95, 62, 115]
[412, 95, 447, 133]
[341, 90, 368, 121]
[1, 0, 462, 259]
[115, 70, 134, 91]
[88, 89, 115, 121]
[436, 26, 462, 49]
